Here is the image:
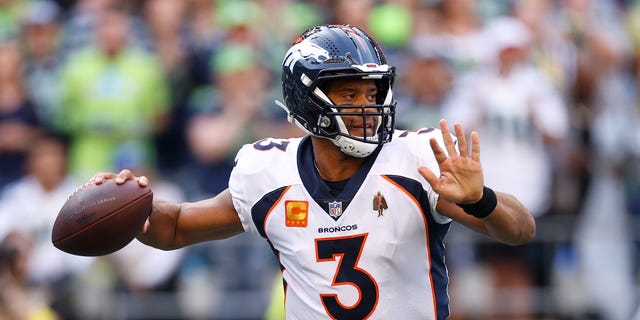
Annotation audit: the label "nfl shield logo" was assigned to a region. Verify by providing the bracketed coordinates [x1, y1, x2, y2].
[328, 201, 343, 218]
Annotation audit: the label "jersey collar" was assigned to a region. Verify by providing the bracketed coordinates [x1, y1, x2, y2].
[297, 136, 381, 220]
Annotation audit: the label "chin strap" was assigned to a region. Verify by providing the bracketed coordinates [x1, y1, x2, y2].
[332, 135, 377, 158]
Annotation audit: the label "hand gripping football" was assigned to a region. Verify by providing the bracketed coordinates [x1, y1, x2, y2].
[52, 179, 153, 256]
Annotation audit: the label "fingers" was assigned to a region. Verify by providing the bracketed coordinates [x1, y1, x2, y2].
[90, 172, 117, 185]
[429, 138, 448, 164]
[114, 169, 134, 184]
[115, 169, 149, 187]
[439, 119, 478, 160]
[454, 122, 468, 157]
[470, 131, 480, 162]
[439, 119, 458, 157]
[90, 169, 148, 187]
[137, 175, 149, 187]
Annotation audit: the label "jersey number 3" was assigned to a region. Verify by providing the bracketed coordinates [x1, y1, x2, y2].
[315, 234, 379, 319]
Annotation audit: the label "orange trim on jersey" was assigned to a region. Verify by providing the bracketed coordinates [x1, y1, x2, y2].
[264, 186, 291, 229]
[264, 185, 309, 228]
[381, 175, 439, 320]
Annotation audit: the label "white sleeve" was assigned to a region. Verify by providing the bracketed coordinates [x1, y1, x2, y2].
[227, 138, 302, 235]
[228, 144, 259, 234]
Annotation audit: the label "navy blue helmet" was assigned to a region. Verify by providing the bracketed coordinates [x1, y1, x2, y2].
[278, 24, 396, 157]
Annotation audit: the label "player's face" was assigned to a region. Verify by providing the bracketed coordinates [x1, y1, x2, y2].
[325, 78, 379, 138]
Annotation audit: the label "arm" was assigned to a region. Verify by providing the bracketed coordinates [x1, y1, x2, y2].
[93, 170, 244, 250]
[435, 192, 535, 245]
[419, 120, 536, 245]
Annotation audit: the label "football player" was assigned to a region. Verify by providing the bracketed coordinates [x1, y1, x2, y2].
[93, 24, 535, 319]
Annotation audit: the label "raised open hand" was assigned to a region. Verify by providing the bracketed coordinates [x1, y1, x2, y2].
[418, 119, 484, 204]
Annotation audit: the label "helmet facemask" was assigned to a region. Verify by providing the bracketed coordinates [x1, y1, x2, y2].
[310, 73, 396, 157]
[278, 24, 397, 158]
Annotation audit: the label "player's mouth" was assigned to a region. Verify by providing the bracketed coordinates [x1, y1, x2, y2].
[348, 119, 377, 138]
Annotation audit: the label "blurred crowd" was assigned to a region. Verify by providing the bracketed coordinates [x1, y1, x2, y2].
[0, 0, 638, 319]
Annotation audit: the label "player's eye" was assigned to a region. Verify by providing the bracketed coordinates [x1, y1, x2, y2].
[343, 93, 356, 101]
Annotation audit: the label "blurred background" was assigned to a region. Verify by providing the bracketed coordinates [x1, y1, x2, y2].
[0, 0, 638, 319]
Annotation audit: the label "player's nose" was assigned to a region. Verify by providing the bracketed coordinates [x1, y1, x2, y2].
[355, 93, 376, 106]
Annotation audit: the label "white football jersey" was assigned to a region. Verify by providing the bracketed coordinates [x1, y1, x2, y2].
[229, 128, 453, 319]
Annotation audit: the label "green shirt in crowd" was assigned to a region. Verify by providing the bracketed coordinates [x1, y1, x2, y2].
[57, 47, 169, 179]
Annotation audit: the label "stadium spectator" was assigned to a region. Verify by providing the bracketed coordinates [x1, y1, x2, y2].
[0, 133, 92, 318]
[185, 41, 300, 197]
[55, 5, 169, 180]
[394, 34, 454, 130]
[0, 230, 58, 320]
[442, 16, 570, 318]
[0, 0, 22, 40]
[181, 0, 224, 87]
[429, 0, 491, 75]
[141, 0, 192, 175]
[60, 0, 149, 54]
[0, 38, 41, 192]
[20, 0, 65, 131]
[556, 1, 640, 318]
[327, 0, 373, 30]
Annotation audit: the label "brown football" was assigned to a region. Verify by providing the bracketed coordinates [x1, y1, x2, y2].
[52, 179, 153, 256]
